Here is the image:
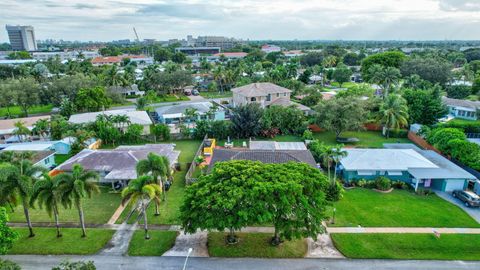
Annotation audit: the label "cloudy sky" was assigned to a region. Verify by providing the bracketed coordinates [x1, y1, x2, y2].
[1, 0, 479, 42]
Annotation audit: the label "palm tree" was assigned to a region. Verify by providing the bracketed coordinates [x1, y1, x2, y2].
[331, 145, 347, 183]
[13, 121, 30, 142]
[30, 173, 62, 237]
[121, 175, 161, 239]
[381, 67, 401, 97]
[32, 119, 49, 140]
[55, 164, 100, 237]
[0, 160, 46, 237]
[379, 94, 409, 138]
[136, 153, 168, 207]
[183, 108, 198, 128]
[319, 145, 335, 182]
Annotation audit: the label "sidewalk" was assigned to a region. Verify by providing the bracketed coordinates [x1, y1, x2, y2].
[326, 227, 480, 234]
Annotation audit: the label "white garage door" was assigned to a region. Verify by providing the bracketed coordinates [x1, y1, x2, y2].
[444, 180, 466, 192]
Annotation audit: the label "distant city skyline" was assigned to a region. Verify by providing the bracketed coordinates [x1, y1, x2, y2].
[1, 0, 480, 43]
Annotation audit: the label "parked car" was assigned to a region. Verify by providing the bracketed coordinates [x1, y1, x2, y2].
[192, 89, 199, 96]
[184, 89, 192, 96]
[452, 190, 480, 207]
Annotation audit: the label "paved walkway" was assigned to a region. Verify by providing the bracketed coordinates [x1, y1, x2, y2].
[163, 231, 209, 257]
[106, 200, 129, 225]
[436, 191, 480, 223]
[306, 234, 344, 258]
[327, 227, 480, 234]
[99, 222, 137, 256]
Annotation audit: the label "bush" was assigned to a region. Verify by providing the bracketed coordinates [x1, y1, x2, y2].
[302, 130, 314, 140]
[446, 85, 472, 99]
[356, 179, 367, 188]
[375, 176, 392, 191]
[0, 259, 20, 270]
[441, 121, 480, 133]
[392, 180, 408, 190]
[326, 181, 344, 202]
[388, 129, 408, 138]
[416, 188, 434, 196]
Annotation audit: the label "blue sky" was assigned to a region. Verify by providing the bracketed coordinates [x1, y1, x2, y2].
[1, 0, 479, 42]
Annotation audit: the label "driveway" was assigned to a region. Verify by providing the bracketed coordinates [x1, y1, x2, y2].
[436, 192, 480, 223]
[188, 95, 206, 101]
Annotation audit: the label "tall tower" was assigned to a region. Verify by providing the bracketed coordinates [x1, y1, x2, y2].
[5, 25, 38, 51]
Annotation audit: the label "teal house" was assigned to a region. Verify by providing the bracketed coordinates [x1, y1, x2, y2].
[339, 145, 477, 192]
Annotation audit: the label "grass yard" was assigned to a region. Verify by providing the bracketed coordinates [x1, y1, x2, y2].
[0, 105, 53, 118]
[313, 131, 411, 148]
[444, 118, 479, 125]
[208, 232, 307, 258]
[329, 82, 358, 88]
[331, 233, 480, 260]
[7, 187, 121, 224]
[330, 188, 480, 228]
[152, 95, 189, 103]
[128, 230, 178, 256]
[8, 228, 114, 255]
[54, 154, 73, 165]
[118, 140, 201, 225]
[199, 91, 233, 99]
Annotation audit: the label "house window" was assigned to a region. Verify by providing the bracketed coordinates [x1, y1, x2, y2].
[357, 170, 375, 176]
[387, 171, 403, 176]
[44, 157, 49, 164]
[283, 92, 287, 97]
[276, 93, 279, 97]
[251, 97, 257, 102]
[266, 94, 271, 101]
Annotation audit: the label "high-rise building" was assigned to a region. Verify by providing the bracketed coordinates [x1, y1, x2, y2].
[5, 25, 37, 51]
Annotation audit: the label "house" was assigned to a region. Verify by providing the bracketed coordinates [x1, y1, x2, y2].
[52, 144, 180, 189]
[261, 44, 281, 53]
[283, 50, 304, 58]
[442, 97, 480, 120]
[154, 102, 225, 124]
[69, 109, 153, 135]
[0, 115, 50, 142]
[212, 52, 247, 60]
[339, 144, 477, 192]
[91, 55, 153, 66]
[108, 84, 144, 96]
[231, 83, 312, 114]
[0, 150, 55, 169]
[208, 148, 317, 172]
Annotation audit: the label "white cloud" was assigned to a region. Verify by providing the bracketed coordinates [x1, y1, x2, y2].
[0, 0, 479, 41]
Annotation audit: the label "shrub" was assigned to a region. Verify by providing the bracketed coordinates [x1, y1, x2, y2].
[392, 180, 408, 189]
[302, 129, 314, 140]
[375, 176, 392, 191]
[388, 129, 408, 138]
[446, 85, 472, 99]
[356, 179, 367, 188]
[326, 181, 344, 202]
[416, 188, 434, 196]
[0, 259, 20, 270]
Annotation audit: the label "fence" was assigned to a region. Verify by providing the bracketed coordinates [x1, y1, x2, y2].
[185, 134, 208, 185]
[407, 131, 442, 155]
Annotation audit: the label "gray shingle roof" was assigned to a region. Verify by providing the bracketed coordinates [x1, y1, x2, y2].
[442, 97, 480, 110]
[231, 83, 292, 97]
[208, 148, 317, 171]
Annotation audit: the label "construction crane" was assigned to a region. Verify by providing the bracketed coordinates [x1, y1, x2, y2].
[133, 27, 140, 43]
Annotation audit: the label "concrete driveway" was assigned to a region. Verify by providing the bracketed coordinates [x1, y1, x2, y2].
[436, 192, 480, 223]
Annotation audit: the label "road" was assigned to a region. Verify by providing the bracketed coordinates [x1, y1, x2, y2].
[3, 255, 480, 270]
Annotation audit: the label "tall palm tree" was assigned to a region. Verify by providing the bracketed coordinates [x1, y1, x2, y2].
[136, 153, 167, 206]
[0, 160, 46, 237]
[32, 119, 49, 140]
[183, 108, 198, 128]
[319, 145, 335, 182]
[13, 121, 30, 142]
[331, 145, 348, 183]
[121, 175, 161, 239]
[55, 164, 100, 237]
[379, 94, 409, 138]
[30, 173, 62, 237]
[381, 67, 401, 97]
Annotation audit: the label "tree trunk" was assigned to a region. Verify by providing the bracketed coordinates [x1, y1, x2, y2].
[327, 161, 332, 183]
[23, 201, 35, 237]
[226, 227, 237, 244]
[333, 162, 338, 183]
[161, 178, 167, 202]
[271, 226, 281, 246]
[143, 200, 150, 240]
[54, 205, 62, 237]
[78, 204, 87, 237]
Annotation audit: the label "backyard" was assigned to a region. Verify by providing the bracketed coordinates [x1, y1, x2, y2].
[7, 187, 121, 224]
[0, 104, 53, 118]
[330, 188, 480, 228]
[8, 228, 114, 255]
[208, 232, 307, 258]
[331, 233, 480, 260]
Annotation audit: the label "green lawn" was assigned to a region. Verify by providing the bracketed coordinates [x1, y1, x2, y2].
[313, 131, 411, 148]
[128, 231, 178, 256]
[7, 187, 121, 224]
[329, 82, 358, 88]
[8, 228, 114, 255]
[152, 95, 189, 103]
[54, 154, 73, 165]
[118, 140, 201, 225]
[208, 232, 307, 258]
[444, 118, 479, 125]
[199, 91, 233, 99]
[331, 233, 480, 260]
[0, 105, 53, 118]
[330, 188, 480, 228]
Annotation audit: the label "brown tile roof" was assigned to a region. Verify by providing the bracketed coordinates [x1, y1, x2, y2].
[0, 115, 50, 135]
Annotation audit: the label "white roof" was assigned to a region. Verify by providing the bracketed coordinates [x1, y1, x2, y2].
[69, 109, 152, 126]
[249, 141, 307, 150]
[409, 150, 477, 180]
[340, 149, 438, 171]
[1, 143, 54, 151]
